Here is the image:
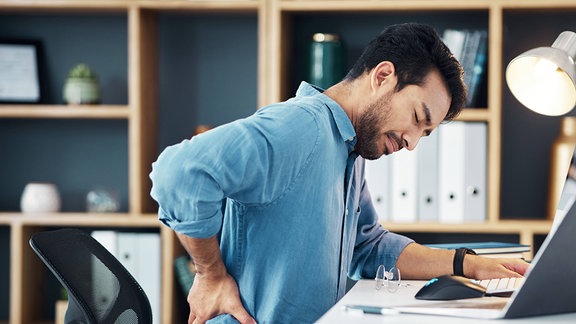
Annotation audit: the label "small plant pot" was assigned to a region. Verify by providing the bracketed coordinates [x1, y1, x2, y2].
[63, 77, 100, 105]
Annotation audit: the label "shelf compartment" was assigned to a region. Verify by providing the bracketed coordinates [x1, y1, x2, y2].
[276, 10, 489, 102]
[0, 11, 129, 106]
[0, 119, 129, 213]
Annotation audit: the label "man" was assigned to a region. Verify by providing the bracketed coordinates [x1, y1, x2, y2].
[150, 23, 529, 323]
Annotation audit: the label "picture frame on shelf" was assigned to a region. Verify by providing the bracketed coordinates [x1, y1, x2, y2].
[0, 39, 44, 104]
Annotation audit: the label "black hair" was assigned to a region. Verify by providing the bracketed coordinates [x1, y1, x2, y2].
[345, 23, 466, 121]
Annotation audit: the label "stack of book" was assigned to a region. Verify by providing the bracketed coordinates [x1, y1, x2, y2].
[425, 242, 531, 259]
[442, 29, 488, 108]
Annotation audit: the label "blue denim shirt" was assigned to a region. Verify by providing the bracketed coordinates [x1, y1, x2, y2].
[150, 82, 413, 323]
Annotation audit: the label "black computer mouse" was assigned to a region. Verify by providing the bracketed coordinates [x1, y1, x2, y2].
[415, 275, 486, 300]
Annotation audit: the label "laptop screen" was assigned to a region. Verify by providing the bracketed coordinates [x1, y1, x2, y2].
[504, 185, 576, 318]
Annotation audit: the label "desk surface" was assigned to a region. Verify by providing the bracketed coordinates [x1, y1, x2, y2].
[316, 279, 576, 323]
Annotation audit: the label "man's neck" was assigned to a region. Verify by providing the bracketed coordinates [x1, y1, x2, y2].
[323, 78, 366, 127]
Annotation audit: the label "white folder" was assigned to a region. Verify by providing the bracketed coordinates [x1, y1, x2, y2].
[390, 148, 418, 222]
[438, 122, 466, 223]
[463, 122, 487, 221]
[116, 232, 139, 277]
[417, 130, 440, 222]
[137, 233, 162, 324]
[364, 157, 390, 222]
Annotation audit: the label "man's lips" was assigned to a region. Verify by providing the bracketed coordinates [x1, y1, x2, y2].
[385, 133, 402, 154]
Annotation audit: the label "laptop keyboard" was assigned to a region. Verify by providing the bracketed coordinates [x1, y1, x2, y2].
[473, 277, 525, 294]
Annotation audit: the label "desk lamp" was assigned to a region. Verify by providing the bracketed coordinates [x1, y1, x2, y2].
[506, 31, 576, 116]
[505, 31, 576, 219]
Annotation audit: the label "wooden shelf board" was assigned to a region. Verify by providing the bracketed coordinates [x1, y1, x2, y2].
[0, 0, 130, 11]
[0, 212, 159, 227]
[454, 108, 491, 121]
[138, 0, 260, 11]
[0, 105, 131, 119]
[278, 0, 491, 12]
[500, 0, 576, 9]
[385, 220, 552, 234]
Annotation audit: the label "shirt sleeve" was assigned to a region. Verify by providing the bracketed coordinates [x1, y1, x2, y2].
[149, 104, 320, 238]
[349, 174, 414, 280]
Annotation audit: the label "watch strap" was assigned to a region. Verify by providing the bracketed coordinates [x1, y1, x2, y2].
[453, 247, 477, 277]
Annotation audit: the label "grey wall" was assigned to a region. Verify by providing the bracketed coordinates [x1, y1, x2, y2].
[157, 13, 258, 149]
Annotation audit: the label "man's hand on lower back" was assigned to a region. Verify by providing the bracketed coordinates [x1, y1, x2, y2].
[186, 267, 257, 324]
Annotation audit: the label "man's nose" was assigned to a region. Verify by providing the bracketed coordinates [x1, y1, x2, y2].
[403, 128, 422, 151]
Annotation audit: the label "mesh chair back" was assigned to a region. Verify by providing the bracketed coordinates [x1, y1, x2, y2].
[30, 228, 153, 324]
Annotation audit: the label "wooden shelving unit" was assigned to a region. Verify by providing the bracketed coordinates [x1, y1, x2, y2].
[1, 1, 575, 323]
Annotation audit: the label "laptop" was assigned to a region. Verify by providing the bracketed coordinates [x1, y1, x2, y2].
[552, 177, 576, 234]
[394, 192, 576, 319]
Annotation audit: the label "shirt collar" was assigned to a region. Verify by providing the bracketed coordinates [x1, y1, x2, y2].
[296, 82, 357, 150]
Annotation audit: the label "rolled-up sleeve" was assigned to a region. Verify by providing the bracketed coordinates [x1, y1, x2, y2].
[150, 138, 227, 238]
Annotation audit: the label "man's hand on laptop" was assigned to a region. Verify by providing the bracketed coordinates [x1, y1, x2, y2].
[464, 255, 530, 279]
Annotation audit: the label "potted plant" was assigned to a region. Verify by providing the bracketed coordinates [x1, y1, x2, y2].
[63, 63, 100, 104]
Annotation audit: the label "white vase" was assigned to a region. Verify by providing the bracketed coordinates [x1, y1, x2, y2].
[20, 182, 61, 213]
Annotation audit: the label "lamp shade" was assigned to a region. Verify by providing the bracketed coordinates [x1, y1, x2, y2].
[506, 31, 576, 116]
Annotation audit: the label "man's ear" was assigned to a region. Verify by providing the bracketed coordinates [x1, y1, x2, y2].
[371, 61, 397, 90]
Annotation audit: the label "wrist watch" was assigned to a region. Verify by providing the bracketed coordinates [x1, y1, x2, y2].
[453, 247, 477, 277]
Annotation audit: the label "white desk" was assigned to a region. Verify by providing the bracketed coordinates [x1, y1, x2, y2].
[316, 279, 576, 323]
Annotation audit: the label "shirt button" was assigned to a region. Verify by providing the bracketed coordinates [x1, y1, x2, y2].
[345, 209, 348, 216]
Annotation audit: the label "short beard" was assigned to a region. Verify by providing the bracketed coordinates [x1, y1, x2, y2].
[355, 94, 392, 160]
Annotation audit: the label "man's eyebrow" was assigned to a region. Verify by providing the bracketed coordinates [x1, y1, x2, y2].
[422, 103, 432, 126]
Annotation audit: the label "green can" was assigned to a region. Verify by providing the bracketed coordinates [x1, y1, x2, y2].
[309, 33, 345, 90]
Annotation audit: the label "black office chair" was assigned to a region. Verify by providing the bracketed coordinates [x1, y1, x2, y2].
[29, 228, 153, 324]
